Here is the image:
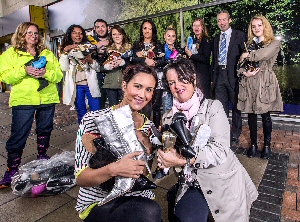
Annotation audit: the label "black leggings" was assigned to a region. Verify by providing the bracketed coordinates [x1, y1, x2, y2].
[84, 196, 162, 222]
[248, 112, 272, 146]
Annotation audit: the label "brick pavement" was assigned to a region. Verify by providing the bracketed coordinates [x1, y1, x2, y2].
[238, 119, 300, 222]
[0, 92, 299, 221]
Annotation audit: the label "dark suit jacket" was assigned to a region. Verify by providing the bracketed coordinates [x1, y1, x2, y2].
[190, 36, 212, 98]
[212, 29, 246, 88]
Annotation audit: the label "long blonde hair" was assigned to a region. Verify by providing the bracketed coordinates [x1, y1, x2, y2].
[11, 22, 45, 53]
[247, 15, 274, 45]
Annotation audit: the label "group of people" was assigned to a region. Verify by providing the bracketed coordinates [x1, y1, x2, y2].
[0, 8, 283, 222]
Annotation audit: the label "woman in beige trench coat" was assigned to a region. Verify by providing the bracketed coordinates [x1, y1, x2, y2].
[237, 15, 283, 159]
[157, 58, 258, 222]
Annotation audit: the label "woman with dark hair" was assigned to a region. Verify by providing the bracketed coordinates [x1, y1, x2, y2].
[0, 22, 63, 188]
[59, 24, 101, 124]
[238, 15, 283, 159]
[157, 58, 258, 222]
[185, 17, 212, 99]
[102, 25, 132, 106]
[131, 20, 164, 127]
[75, 63, 162, 222]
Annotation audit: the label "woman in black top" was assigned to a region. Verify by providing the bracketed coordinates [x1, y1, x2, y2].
[131, 20, 164, 127]
[185, 17, 212, 99]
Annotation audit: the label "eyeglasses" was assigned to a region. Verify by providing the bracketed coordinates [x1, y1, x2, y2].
[26, 31, 39, 36]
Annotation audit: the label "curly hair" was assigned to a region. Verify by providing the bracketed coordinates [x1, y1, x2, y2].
[11, 22, 45, 53]
[192, 17, 210, 42]
[139, 20, 159, 47]
[123, 63, 158, 89]
[108, 25, 131, 46]
[60, 24, 88, 54]
[247, 14, 274, 45]
[162, 57, 197, 91]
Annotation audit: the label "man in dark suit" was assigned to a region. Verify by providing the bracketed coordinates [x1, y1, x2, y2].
[212, 10, 246, 147]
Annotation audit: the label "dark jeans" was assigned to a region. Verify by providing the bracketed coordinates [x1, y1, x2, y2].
[76, 85, 100, 124]
[174, 188, 209, 222]
[84, 196, 162, 222]
[106, 88, 123, 106]
[6, 105, 55, 154]
[97, 72, 108, 109]
[214, 69, 242, 140]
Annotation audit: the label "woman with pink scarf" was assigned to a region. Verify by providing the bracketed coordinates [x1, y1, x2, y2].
[157, 58, 258, 222]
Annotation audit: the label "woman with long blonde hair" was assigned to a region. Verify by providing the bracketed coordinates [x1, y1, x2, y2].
[238, 14, 283, 159]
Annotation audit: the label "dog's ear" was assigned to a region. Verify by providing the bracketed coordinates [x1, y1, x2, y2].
[82, 133, 98, 154]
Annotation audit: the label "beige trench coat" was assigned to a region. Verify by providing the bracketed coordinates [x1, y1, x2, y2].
[163, 98, 258, 222]
[237, 40, 283, 114]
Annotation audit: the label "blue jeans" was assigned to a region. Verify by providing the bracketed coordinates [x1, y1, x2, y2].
[6, 105, 55, 154]
[106, 88, 123, 106]
[76, 85, 100, 124]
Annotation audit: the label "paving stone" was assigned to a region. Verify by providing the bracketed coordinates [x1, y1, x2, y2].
[282, 191, 297, 210]
[281, 207, 300, 221]
[266, 163, 288, 172]
[285, 184, 298, 193]
[286, 178, 300, 188]
[37, 200, 81, 222]
[257, 192, 283, 206]
[260, 179, 286, 190]
[258, 185, 284, 197]
[0, 194, 73, 222]
[287, 168, 299, 180]
[250, 208, 280, 222]
[264, 169, 287, 179]
[263, 174, 286, 185]
[252, 200, 282, 215]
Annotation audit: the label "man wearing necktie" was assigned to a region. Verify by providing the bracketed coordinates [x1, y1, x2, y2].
[211, 10, 246, 147]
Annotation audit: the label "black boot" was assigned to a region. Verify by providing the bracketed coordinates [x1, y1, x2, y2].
[247, 143, 258, 158]
[37, 134, 51, 160]
[247, 114, 258, 158]
[0, 152, 22, 188]
[261, 113, 272, 159]
[261, 146, 271, 159]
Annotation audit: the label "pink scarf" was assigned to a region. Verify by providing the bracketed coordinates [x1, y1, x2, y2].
[172, 88, 203, 127]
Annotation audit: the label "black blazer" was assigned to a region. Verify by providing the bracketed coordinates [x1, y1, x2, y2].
[212, 29, 246, 88]
[190, 36, 212, 97]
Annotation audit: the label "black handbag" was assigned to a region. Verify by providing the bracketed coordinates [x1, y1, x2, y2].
[89, 137, 117, 192]
[89, 137, 157, 192]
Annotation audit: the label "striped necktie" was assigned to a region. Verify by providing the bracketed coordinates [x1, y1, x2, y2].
[219, 33, 227, 65]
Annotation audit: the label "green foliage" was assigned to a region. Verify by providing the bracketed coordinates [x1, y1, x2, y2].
[119, 0, 300, 64]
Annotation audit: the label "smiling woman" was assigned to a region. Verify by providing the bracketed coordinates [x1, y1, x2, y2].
[59, 24, 101, 124]
[158, 57, 258, 222]
[74, 63, 162, 222]
[0, 22, 63, 189]
[102, 25, 132, 107]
